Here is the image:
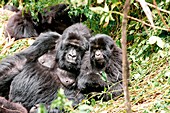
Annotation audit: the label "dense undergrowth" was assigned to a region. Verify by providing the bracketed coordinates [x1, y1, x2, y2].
[0, 0, 170, 112]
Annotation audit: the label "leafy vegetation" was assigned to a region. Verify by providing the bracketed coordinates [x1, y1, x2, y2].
[0, 0, 170, 112]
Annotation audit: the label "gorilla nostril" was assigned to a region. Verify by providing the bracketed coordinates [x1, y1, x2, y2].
[68, 54, 76, 59]
[96, 53, 100, 56]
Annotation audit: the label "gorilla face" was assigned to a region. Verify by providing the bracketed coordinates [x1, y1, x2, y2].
[89, 34, 114, 69]
[56, 30, 89, 74]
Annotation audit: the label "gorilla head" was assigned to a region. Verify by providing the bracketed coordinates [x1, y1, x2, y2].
[78, 34, 123, 100]
[56, 23, 90, 74]
[89, 34, 114, 70]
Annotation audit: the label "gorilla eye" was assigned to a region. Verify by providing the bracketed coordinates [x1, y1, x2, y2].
[110, 44, 114, 49]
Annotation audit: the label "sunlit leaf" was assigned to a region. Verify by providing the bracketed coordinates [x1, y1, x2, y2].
[78, 104, 93, 112]
[97, 0, 104, 4]
[103, 22, 109, 28]
[156, 37, 165, 49]
[105, 15, 110, 23]
[109, 13, 115, 21]
[89, 6, 104, 14]
[100, 15, 106, 25]
[104, 3, 109, 12]
[137, 0, 154, 26]
[149, 36, 165, 48]
[111, 2, 121, 10]
[70, 0, 88, 7]
[149, 36, 157, 44]
[134, 73, 141, 79]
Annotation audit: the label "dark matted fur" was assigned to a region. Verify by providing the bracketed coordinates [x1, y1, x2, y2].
[77, 34, 123, 100]
[0, 32, 60, 99]
[9, 23, 91, 111]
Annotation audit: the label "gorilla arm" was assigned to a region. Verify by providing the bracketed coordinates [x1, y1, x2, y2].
[0, 32, 61, 98]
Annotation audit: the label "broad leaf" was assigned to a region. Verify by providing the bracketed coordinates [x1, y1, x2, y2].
[137, 0, 154, 26]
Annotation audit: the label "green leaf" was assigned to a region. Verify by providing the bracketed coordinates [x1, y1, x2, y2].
[111, 2, 121, 10]
[37, 104, 48, 113]
[101, 71, 107, 82]
[100, 15, 106, 25]
[109, 13, 115, 21]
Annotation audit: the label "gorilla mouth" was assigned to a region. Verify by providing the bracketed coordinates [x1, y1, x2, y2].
[95, 59, 106, 68]
[67, 59, 76, 64]
[96, 59, 105, 64]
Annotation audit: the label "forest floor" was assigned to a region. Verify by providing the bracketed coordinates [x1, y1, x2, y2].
[0, 8, 170, 113]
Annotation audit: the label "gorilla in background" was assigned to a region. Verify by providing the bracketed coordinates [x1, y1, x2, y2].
[77, 34, 123, 100]
[9, 23, 91, 111]
[5, 3, 86, 40]
[0, 32, 60, 99]
[5, 10, 38, 40]
[3, 5, 20, 12]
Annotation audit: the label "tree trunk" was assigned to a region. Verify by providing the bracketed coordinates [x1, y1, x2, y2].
[121, 0, 132, 113]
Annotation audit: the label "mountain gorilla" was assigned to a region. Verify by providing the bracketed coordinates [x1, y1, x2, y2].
[5, 10, 38, 40]
[8, 23, 91, 111]
[0, 32, 60, 99]
[5, 4, 86, 40]
[77, 34, 123, 100]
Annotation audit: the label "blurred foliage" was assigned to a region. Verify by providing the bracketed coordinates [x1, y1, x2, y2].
[0, 0, 170, 112]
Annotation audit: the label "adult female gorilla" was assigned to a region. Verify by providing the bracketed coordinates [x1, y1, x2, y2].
[9, 23, 91, 111]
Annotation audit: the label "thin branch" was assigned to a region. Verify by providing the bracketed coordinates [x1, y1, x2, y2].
[121, 0, 132, 112]
[146, 2, 170, 14]
[153, 0, 170, 30]
[112, 11, 170, 32]
[136, 0, 170, 14]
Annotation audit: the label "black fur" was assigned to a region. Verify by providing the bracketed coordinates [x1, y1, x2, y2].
[5, 10, 38, 40]
[3, 5, 19, 12]
[9, 23, 91, 111]
[77, 34, 123, 100]
[0, 32, 60, 99]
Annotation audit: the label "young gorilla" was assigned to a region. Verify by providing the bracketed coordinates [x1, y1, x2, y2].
[0, 32, 60, 99]
[77, 34, 123, 100]
[9, 23, 91, 111]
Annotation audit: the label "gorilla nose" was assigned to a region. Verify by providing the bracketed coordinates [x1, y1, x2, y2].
[95, 50, 104, 60]
[68, 53, 76, 59]
[66, 54, 76, 64]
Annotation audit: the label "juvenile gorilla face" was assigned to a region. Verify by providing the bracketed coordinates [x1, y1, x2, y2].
[90, 34, 114, 69]
[56, 31, 89, 74]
